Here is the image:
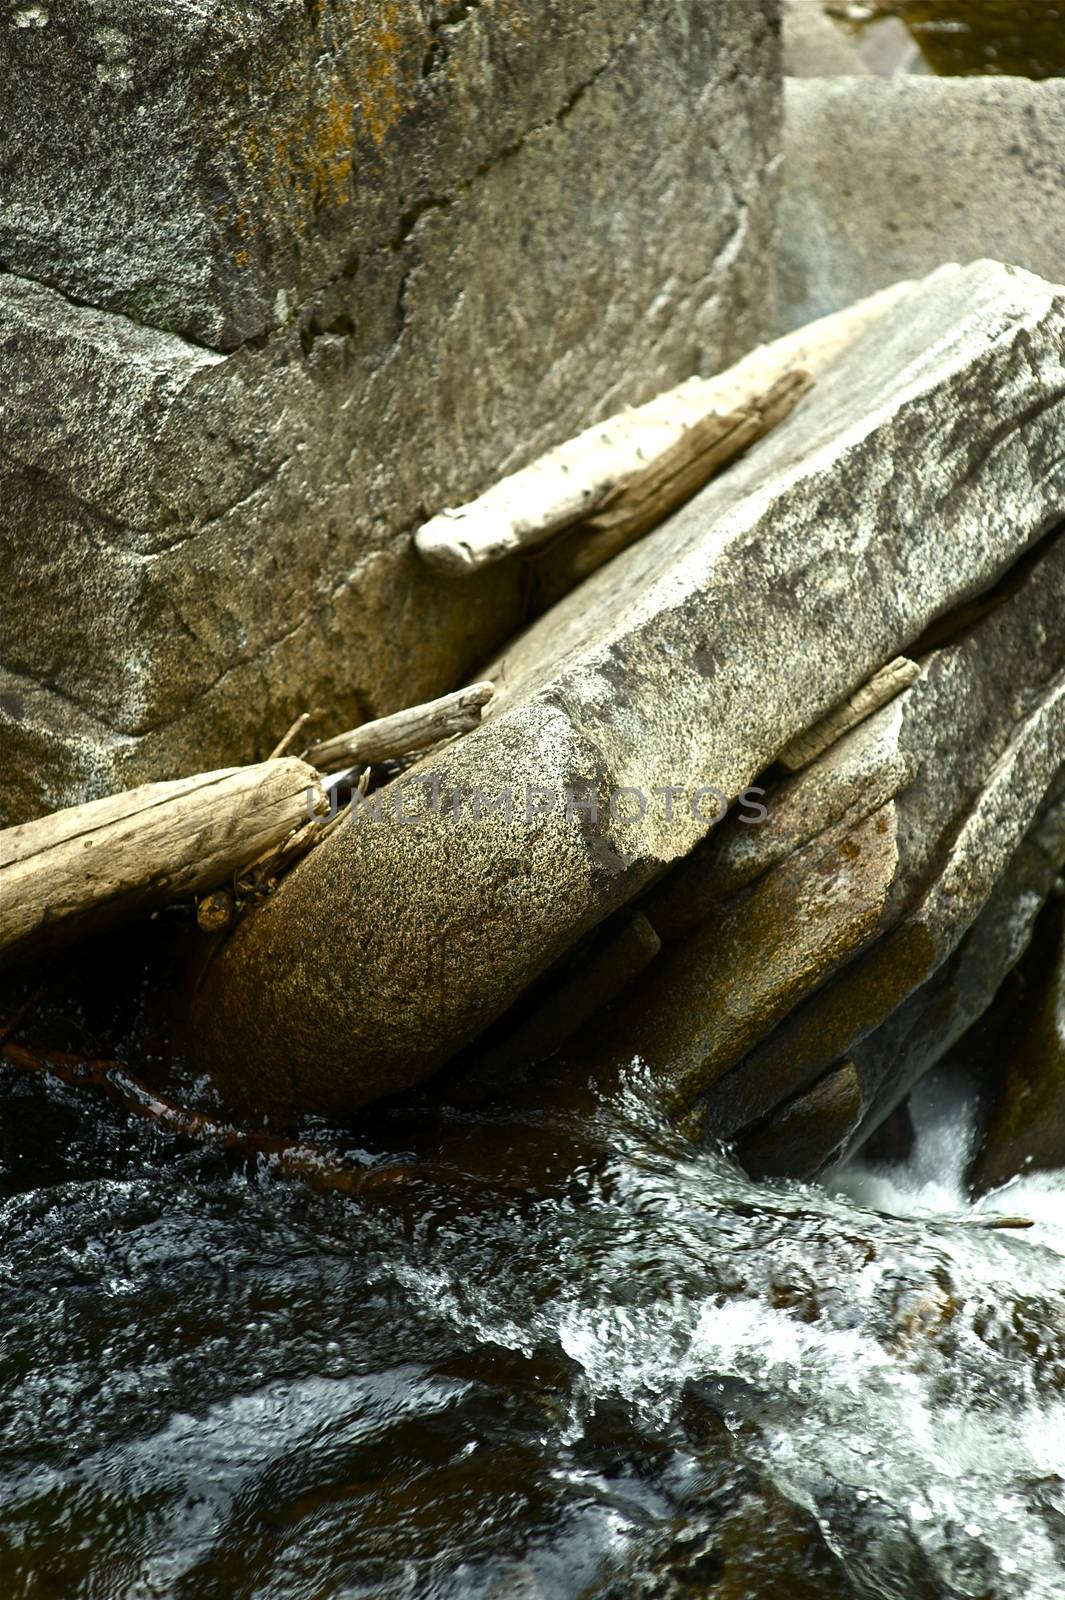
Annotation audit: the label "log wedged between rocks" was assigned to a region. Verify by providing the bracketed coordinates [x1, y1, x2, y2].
[0, 760, 328, 966]
[186, 261, 1065, 1120]
[413, 280, 912, 577]
[0, 682, 500, 968]
[416, 369, 813, 578]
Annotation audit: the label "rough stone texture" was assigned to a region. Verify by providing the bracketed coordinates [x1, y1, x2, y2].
[189, 261, 1065, 1117]
[643, 796, 904, 1121]
[698, 637, 1065, 1155]
[779, 78, 1065, 331]
[0, 0, 780, 824]
[0, 0, 774, 351]
[838, 781, 1065, 1165]
[722, 792, 1065, 1180]
[569, 532, 1065, 1148]
[736, 1059, 861, 1181]
[781, 0, 869, 77]
[644, 706, 918, 939]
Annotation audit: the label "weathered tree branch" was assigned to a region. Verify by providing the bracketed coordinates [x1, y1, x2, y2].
[0, 760, 328, 965]
[526, 370, 814, 607]
[305, 681, 495, 773]
[414, 368, 814, 576]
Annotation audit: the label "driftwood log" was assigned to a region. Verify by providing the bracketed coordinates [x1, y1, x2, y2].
[414, 368, 814, 576]
[305, 682, 495, 774]
[526, 370, 813, 608]
[411, 281, 916, 578]
[0, 760, 329, 965]
[0, 683, 504, 968]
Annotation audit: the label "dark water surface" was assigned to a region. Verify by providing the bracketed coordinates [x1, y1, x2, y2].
[843, 2, 1065, 76]
[1, 1054, 1063, 1599]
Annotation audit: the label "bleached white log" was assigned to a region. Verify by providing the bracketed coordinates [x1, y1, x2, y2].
[528, 370, 813, 606]
[413, 279, 914, 576]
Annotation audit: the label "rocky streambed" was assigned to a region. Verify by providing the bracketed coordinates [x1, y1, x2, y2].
[2, 247, 1064, 1597]
[2, 252, 1062, 1599]
[2, 4, 1065, 1595]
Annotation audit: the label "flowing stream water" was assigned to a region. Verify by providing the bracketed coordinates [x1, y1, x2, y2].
[1, 1047, 1062, 1599]
[837, 2, 1065, 76]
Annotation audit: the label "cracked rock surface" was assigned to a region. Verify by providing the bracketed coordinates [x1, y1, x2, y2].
[0, 0, 779, 822]
[188, 261, 1065, 1119]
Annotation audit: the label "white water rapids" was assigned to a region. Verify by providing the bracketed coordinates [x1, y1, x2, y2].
[1, 1052, 1062, 1597]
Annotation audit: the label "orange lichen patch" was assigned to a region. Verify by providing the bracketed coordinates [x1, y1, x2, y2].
[315, 88, 359, 202]
[212, 0, 533, 270]
[234, 85, 357, 248]
[222, 3, 430, 254]
[361, 3, 412, 146]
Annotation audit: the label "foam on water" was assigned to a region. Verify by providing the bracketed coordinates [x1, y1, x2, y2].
[830, 1062, 1065, 1249]
[2, 1052, 1063, 1596]
[511, 1063, 1065, 1597]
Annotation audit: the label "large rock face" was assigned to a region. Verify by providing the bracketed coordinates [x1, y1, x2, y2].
[0, 0, 780, 823]
[190, 261, 1065, 1118]
[664, 544, 1065, 1167]
[779, 78, 1065, 330]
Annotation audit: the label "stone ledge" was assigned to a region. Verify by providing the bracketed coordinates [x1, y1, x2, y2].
[780, 77, 1065, 330]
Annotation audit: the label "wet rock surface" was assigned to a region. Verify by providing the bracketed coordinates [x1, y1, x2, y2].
[0, 0, 780, 823]
[551, 531, 1065, 1169]
[967, 893, 1065, 1195]
[189, 260, 1065, 1120]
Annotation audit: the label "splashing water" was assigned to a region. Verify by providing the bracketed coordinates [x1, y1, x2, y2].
[0, 1054, 1062, 1597]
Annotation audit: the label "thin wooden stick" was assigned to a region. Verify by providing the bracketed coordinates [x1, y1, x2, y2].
[528, 371, 813, 607]
[268, 709, 319, 760]
[305, 682, 494, 773]
[777, 657, 921, 772]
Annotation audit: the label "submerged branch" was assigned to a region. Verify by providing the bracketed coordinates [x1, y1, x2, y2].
[0, 1035, 413, 1200]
